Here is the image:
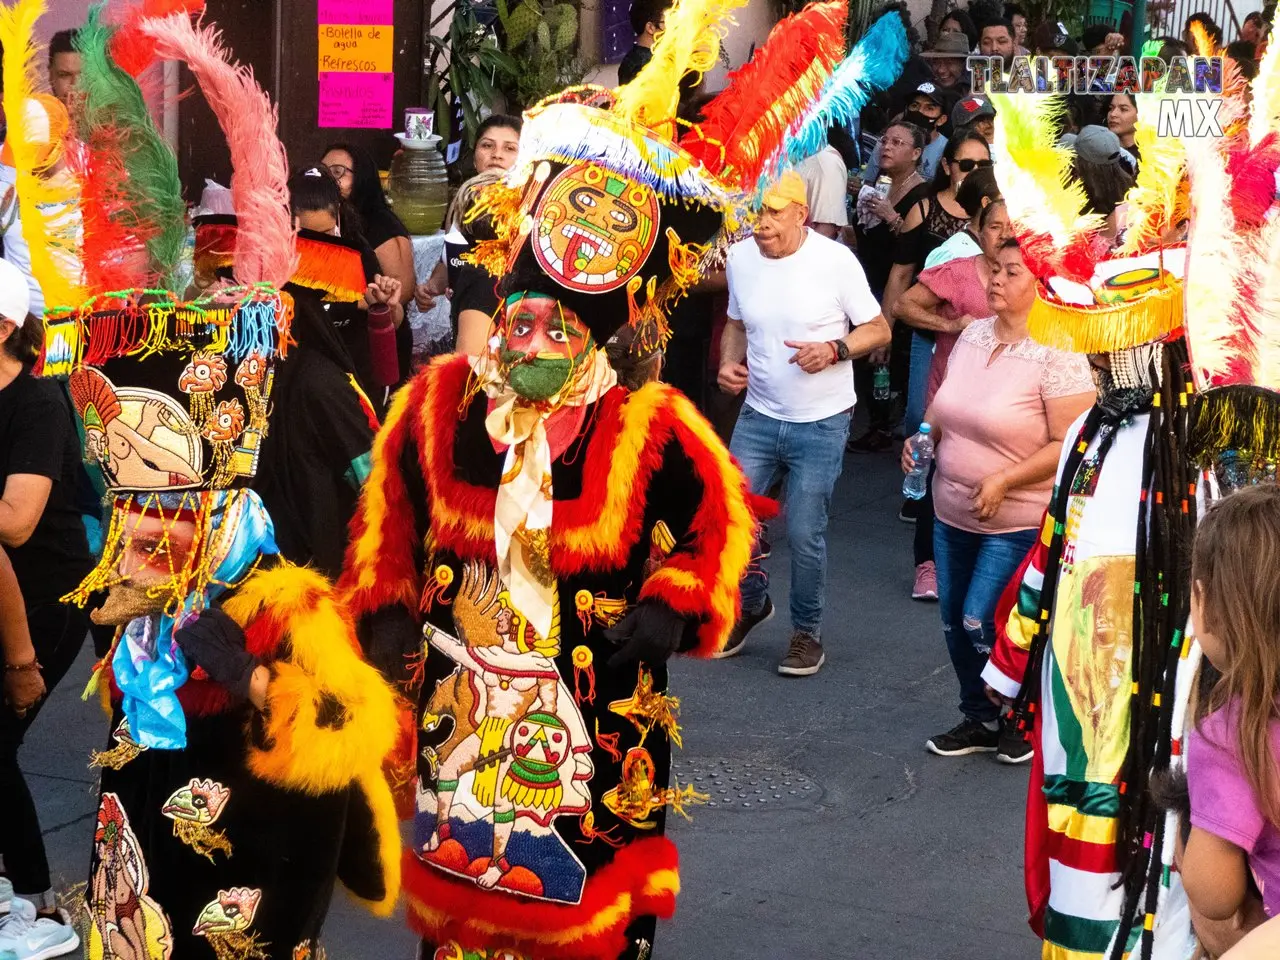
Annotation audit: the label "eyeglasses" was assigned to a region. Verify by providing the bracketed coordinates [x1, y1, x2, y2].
[955, 158, 994, 172]
[325, 163, 352, 180]
[882, 136, 917, 149]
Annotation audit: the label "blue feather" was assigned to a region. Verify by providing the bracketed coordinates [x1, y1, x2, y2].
[778, 14, 909, 174]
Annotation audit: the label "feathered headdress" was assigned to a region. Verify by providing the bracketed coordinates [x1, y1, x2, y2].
[75, 2, 187, 291]
[141, 12, 295, 287]
[1184, 36, 1280, 466]
[679, 0, 849, 192]
[990, 93, 1187, 355]
[0, 0, 85, 312]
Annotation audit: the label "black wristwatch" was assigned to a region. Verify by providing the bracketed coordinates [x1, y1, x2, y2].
[831, 339, 850, 362]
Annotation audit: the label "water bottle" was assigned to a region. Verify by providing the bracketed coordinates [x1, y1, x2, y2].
[873, 363, 891, 401]
[875, 174, 892, 198]
[902, 423, 933, 500]
[367, 304, 401, 388]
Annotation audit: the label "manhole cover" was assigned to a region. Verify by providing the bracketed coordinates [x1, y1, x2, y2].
[672, 756, 822, 811]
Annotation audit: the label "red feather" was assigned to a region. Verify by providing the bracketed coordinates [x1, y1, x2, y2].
[109, 0, 206, 78]
[680, 0, 847, 188]
[1225, 135, 1280, 229]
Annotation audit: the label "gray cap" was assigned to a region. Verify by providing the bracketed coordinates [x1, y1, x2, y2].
[1073, 125, 1124, 165]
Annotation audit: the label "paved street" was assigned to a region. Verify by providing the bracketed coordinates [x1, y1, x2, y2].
[23, 450, 1038, 959]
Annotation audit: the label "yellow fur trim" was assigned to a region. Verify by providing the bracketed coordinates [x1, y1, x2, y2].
[643, 869, 680, 897]
[224, 564, 402, 914]
[0, 0, 84, 312]
[1027, 282, 1183, 354]
[348, 381, 422, 605]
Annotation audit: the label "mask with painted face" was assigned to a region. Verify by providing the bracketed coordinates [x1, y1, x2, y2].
[498, 292, 595, 401]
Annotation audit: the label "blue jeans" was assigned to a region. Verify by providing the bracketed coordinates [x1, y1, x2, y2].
[730, 404, 851, 637]
[933, 519, 1037, 723]
[902, 331, 933, 438]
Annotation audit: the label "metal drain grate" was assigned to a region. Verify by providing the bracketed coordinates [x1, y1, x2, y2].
[672, 756, 821, 810]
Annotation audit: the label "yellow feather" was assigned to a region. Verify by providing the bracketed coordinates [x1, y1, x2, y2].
[1117, 94, 1187, 255]
[1183, 137, 1247, 387]
[1250, 29, 1280, 146]
[988, 93, 1102, 252]
[612, 0, 746, 138]
[0, 0, 83, 312]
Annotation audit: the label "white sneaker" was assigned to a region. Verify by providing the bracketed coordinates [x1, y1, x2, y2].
[0, 898, 80, 960]
[0, 878, 11, 915]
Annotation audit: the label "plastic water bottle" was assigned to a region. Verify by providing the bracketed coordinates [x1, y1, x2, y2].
[873, 363, 891, 401]
[902, 423, 933, 500]
[367, 304, 400, 388]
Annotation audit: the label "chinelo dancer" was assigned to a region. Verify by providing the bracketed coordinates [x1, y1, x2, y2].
[982, 89, 1203, 960]
[339, 2, 910, 957]
[0, 3, 401, 957]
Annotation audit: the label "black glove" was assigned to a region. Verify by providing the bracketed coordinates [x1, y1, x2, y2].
[174, 607, 258, 704]
[604, 600, 690, 669]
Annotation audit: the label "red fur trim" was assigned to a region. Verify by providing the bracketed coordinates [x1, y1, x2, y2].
[339, 371, 434, 619]
[402, 836, 679, 960]
[748, 492, 779, 523]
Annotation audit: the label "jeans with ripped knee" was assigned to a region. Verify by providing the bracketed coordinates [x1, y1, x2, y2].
[933, 519, 1037, 723]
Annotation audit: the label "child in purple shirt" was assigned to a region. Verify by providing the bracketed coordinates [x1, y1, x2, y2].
[1184, 486, 1280, 935]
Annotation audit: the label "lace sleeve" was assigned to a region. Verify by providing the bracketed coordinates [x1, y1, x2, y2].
[1040, 349, 1096, 400]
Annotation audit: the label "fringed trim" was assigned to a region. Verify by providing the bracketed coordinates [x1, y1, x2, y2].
[401, 836, 679, 960]
[1189, 385, 1280, 465]
[198, 220, 367, 303]
[1027, 282, 1183, 354]
[41, 285, 293, 376]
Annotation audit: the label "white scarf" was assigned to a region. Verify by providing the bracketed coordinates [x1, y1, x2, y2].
[475, 347, 618, 641]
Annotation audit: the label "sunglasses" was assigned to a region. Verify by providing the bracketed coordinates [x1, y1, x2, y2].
[955, 158, 993, 172]
[324, 163, 352, 180]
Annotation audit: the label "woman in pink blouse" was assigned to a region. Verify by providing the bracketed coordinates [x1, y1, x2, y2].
[902, 238, 1094, 760]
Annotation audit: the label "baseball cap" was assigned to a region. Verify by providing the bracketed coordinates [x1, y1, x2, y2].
[951, 96, 997, 130]
[761, 169, 808, 211]
[0, 95, 69, 169]
[912, 81, 947, 108]
[1073, 124, 1125, 165]
[0, 257, 31, 327]
[921, 32, 971, 58]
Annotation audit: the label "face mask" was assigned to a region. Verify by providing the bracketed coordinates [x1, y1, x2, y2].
[901, 110, 936, 133]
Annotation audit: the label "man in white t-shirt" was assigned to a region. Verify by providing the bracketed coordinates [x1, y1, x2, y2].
[716, 170, 890, 676]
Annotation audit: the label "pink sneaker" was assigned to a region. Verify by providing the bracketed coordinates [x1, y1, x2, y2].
[912, 561, 938, 601]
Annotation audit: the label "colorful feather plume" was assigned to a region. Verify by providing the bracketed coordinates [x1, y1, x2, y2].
[612, 0, 746, 139]
[1251, 32, 1280, 148]
[679, 0, 848, 191]
[988, 93, 1102, 282]
[778, 11, 909, 174]
[108, 0, 205, 78]
[0, 0, 84, 312]
[76, 3, 186, 291]
[1116, 94, 1188, 255]
[141, 13, 295, 288]
[1182, 136, 1248, 388]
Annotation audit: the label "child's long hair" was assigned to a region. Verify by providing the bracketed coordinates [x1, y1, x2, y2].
[1193, 483, 1280, 830]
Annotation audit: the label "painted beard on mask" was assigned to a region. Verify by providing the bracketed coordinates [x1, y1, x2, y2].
[499, 293, 594, 401]
[93, 583, 169, 625]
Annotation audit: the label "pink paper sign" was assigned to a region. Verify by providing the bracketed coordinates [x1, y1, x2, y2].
[319, 72, 394, 128]
[317, 0, 393, 24]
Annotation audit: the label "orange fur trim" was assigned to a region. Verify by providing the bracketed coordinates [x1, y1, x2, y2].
[401, 836, 678, 959]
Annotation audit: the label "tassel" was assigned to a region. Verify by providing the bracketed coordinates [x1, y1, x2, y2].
[1189, 384, 1280, 465]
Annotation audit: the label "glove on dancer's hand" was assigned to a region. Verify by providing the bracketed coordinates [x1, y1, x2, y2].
[604, 600, 690, 669]
[174, 607, 258, 703]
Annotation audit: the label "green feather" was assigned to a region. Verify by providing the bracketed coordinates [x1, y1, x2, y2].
[76, 3, 186, 288]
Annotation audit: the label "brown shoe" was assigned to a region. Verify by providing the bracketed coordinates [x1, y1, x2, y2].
[777, 631, 825, 677]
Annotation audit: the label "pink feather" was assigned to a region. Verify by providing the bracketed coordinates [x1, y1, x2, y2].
[140, 13, 295, 287]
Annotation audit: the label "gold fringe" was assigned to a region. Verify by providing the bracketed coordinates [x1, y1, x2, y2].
[172, 819, 233, 862]
[1027, 282, 1183, 354]
[1190, 385, 1280, 465]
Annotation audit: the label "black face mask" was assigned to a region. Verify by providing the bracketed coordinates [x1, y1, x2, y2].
[901, 109, 938, 133]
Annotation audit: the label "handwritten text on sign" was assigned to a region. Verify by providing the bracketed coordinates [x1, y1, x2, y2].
[318, 72, 394, 128]
[317, 0, 393, 24]
[318, 24, 394, 73]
